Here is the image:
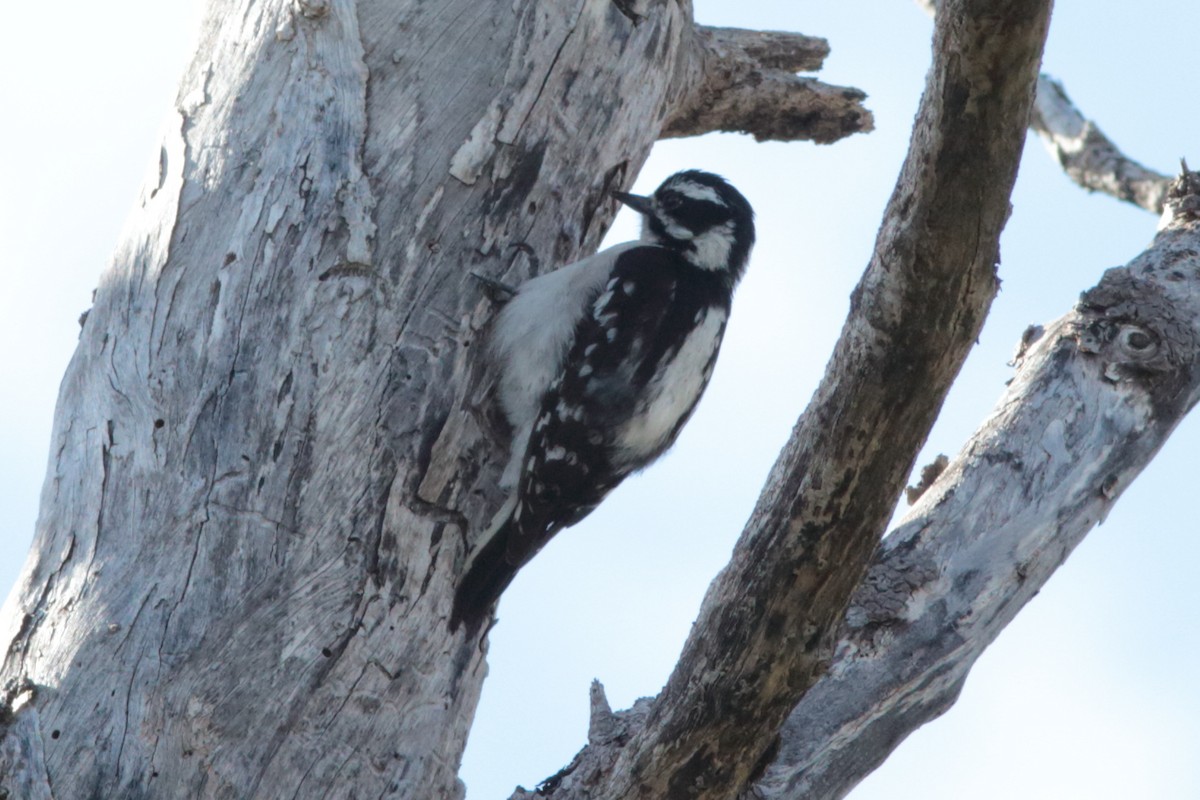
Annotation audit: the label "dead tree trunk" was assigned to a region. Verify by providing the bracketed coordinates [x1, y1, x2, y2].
[11, 0, 1196, 797]
[0, 1, 869, 798]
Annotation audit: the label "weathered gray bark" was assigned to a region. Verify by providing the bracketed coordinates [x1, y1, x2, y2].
[505, 1, 1054, 796]
[0, 1, 870, 799]
[1031, 74, 1171, 214]
[749, 172, 1200, 798]
[9, 0, 1190, 797]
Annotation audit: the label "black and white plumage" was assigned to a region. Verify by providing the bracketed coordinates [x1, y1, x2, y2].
[451, 170, 755, 628]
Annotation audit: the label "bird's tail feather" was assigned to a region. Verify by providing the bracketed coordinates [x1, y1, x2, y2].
[450, 496, 520, 630]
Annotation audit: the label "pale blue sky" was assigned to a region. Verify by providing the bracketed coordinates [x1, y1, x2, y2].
[2, 2, 1197, 798]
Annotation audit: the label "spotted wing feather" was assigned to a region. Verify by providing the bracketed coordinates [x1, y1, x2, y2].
[506, 246, 729, 563]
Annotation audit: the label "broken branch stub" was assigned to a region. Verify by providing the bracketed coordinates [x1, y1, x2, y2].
[662, 25, 873, 143]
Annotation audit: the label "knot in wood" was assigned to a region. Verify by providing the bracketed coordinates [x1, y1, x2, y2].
[611, 0, 649, 25]
[296, 0, 329, 19]
[1075, 270, 1197, 382]
[844, 547, 939, 632]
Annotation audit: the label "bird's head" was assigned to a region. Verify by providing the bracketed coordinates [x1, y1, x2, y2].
[613, 170, 755, 282]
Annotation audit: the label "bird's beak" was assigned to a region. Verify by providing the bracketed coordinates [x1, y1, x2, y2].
[612, 190, 654, 216]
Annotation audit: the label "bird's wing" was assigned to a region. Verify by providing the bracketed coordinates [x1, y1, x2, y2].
[505, 247, 725, 557]
[451, 248, 727, 628]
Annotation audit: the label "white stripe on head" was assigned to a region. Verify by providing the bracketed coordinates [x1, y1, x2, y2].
[667, 180, 727, 206]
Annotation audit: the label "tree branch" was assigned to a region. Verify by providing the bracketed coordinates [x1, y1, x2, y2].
[662, 26, 873, 143]
[916, 0, 1171, 214]
[703, 27, 831, 73]
[750, 169, 1200, 798]
[1030, 74, 1171, 214]
[523, 1, 1053, 797]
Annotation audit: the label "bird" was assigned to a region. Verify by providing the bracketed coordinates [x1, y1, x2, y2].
[451, 169, 755, 629]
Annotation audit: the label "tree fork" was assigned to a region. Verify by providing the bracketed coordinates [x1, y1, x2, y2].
[511, 0, 1054, 797]
[754, 167, 1200, 798]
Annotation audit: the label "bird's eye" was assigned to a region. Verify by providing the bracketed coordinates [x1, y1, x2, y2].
[658, 193, 683, 212]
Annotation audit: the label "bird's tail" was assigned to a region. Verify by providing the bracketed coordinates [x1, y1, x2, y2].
[450, 496, 520, 631]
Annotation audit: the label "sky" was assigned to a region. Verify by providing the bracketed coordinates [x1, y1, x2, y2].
[2, 1, 1198, 798]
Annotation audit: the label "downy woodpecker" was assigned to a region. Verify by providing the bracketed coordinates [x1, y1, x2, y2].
[452, 170, 755, 627]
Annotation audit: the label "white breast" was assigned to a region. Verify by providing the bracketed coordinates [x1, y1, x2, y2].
[492, 243, 637, 426]
[491, 242, 638, 487]
[614, 306, 727, 466]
